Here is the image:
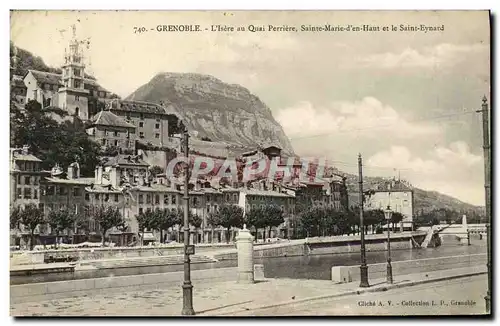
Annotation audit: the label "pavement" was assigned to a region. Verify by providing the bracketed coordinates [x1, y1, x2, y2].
[10, 265, 487, 316]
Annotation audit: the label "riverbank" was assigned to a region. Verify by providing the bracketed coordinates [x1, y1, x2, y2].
[10, 264, 487, 316]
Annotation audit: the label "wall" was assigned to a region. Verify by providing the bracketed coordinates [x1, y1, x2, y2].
[11, 266, 238, 304]
[10, 243, 236, 265]
[331, 253, 487, 283]
[365, 190, 414, 223]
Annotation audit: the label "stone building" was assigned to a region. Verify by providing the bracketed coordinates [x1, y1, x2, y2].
[364, 179, 415, 230]
[86, 110, 137, 152]
[10, 146, 46, 209]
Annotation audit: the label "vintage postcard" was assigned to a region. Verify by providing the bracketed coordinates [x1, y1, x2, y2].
[9, 10, 491, 317]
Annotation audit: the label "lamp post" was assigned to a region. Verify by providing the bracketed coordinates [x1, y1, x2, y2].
[384, 205, 394, 284]
[358, 154, 369, 287]
[180, 124, 195, 316]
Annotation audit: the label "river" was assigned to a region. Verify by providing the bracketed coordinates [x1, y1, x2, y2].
[11, 238, 486, 285]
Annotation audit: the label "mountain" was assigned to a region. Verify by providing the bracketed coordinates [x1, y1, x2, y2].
[125, 72, 295, 155]
[12, 43, 483, 215]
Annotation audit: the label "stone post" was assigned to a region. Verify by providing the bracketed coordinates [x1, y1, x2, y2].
[236, 224, 254, 284]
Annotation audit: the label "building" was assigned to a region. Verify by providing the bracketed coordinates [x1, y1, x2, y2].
[21, 25, 180, 149]
[86, 110, 137, 152]
[364, 179, 415, 230]
[10, 146, 46, 208]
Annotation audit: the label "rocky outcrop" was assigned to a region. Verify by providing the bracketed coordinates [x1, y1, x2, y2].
[125, 72, 295, 155]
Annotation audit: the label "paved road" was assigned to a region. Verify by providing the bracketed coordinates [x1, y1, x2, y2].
[232, 275, 488, 316]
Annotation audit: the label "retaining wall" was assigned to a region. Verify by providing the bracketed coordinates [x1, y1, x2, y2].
[10, 244, 235, 266]
[331, 253, 487, 283]
[11, 267, 238, 304]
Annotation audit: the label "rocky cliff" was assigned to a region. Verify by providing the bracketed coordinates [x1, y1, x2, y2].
[125, 72, 295, 155]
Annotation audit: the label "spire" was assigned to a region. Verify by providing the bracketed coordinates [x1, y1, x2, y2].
[72, 24, 77, 39]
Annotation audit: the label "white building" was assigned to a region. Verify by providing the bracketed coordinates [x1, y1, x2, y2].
[364, 179, 414, 230]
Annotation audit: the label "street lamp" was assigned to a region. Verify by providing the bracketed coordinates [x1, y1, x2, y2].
[384, 205, 394, 284]
[180, 123, 195, 316]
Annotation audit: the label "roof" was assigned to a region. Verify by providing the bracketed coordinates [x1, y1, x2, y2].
[114, 100, 169, 115]
[27, 70, 107, 92]
[13, 153, 42, 162]
[28, 70, 63, 86]
[90, 110, 136, 129]
[242, 189, 294, 198]
[85, 184, 122, 193]
[102, 155, 149, 167]
[44, 177, 94, 185]
[132, 184, 180, 193]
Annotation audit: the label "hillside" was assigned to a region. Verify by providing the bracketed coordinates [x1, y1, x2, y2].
[125, 72, 295, 155]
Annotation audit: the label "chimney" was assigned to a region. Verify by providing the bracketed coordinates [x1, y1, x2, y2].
[67, 165, 74, 179]
[22, 145, 29, 155]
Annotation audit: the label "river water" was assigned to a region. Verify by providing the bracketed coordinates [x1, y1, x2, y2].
[11, 238, 486, 285]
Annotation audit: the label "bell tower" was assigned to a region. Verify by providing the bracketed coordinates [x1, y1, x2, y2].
[59, 24, 90, 120]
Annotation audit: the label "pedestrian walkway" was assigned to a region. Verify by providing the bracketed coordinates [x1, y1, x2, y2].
[10, 265, 486, 316]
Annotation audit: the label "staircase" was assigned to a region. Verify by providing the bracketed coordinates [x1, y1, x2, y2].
[421, 226, 437, 248]
[80, 254, 218, 269]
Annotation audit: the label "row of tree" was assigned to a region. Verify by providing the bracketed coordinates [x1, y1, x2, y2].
[10, 204, 125, 250]
[295, 206, 405, 238]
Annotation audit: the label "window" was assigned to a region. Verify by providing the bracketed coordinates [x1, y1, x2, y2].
[155, 194, 160, 205]
[114, 194, 119, 202]
[24, 188, 32, 199]
[104, 130, 109, 136]
[139, 122, 144, 128]
[139, 132, 144, 138]
[233, 194, 238, 202]
[172, 195, 176, 205]
[139, 207, 143, 214]
[25, 176, 31, 185]
[33, 176, 39, 185]
[126, 114, 131, 121]
[75, 96, 80, 101]
[59, 186, 67, 196]
[17, 187, 22, 199]
[114, 140, 118, 146]
[146, 194, 151, 204]
[73, 187, 81, 197]
[155, 133, 160, 139]
[33, 189, 38, 199]
[114, 131, 119, 137]
[47, 186, 55, 195]
[102, 139, 106, 145]
[105, 194, 110, 202]
[74, 80, 81, 88]
[140, 113, 144, 120]
[164, 195, 170, 205]
[74, 68, 81, 76]
[85, 193, 90, 201]
[155, 123, 160, 129]
[95, 194, 100, 200]
[139, 194, 144, 204]
[39, 203, 44, 212]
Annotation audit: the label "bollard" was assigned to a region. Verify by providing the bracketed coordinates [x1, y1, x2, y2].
[254, 264, 265, 280]
[235, 224, 254, 284]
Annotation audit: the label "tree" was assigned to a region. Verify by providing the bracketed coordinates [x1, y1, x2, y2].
[136, 208, 155, 246]
[10, 100, 101, 176]
[245, 207, 267, 241]
[263, 205, 284, 239]
[365, 209, 385, 234]
[156, 208, 180, 243]
[391, 212, 404, 232]
[299, 207, 323, 237]
[189, 213, 202, 244]
[10, 205, 21, 230]
[210, 205, 244, 243]
[86, 205, 124, 246]
[46, 208, 77, 249]
[18, 204, 45, 250]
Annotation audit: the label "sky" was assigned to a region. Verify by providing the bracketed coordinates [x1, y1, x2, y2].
[10, 10, 490, 206]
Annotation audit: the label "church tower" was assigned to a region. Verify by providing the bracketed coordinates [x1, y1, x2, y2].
[59, 25, 90, 120]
